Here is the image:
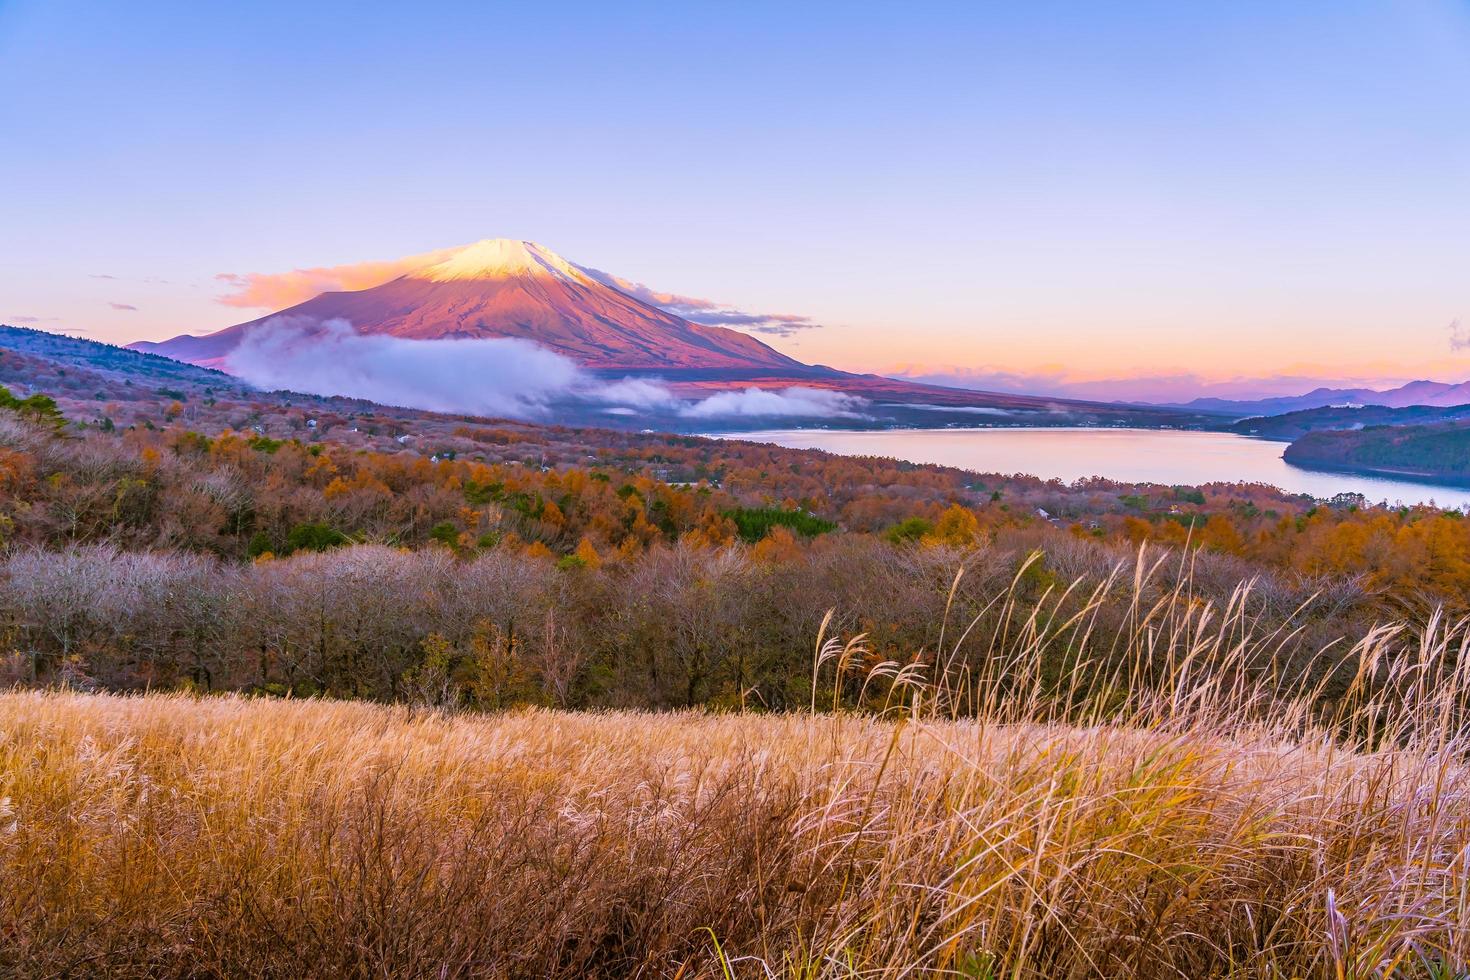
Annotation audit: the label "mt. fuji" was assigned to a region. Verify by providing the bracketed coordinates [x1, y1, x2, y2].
[129, 239, 1202, 426]
[131, 239, 804, 374]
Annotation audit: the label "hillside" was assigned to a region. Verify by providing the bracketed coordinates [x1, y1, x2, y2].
[0, 324, 249, 401]
[9, 322, 1210, 434]
[1283, 420, 1470, 484]
[3, 320, 1470, 716]
[5, 315, 1470, 977]
[1232, 402, 1470, 441]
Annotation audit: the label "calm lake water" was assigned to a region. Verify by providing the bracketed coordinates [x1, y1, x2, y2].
[721, 427, 1470, 509]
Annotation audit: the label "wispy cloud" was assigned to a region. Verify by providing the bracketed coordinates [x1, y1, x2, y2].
[92, 273, 170, 284]
[1449, 318, 1469, 352]
[214, 247, 462, 309]
[108, 302, 138, 312]
[576, 266, 824, 337]
[6, 315, 61, 324]
[679, 310, 821, 337]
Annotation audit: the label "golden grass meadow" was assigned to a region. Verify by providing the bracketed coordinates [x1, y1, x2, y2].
[3, 555, 1470, 978]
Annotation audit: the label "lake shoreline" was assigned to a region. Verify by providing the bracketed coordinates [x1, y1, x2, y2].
[705, 426, 1470, 509]
[1279, 455, 1470, 491]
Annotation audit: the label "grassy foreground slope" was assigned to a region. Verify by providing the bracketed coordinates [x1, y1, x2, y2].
[2, 671, 1468, 978]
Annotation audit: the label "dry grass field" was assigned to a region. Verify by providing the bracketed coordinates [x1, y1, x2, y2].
[2, 560, 1469, 977]
[1, 692, 1467, 975]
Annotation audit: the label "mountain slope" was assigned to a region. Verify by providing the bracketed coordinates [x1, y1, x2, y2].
[131, 240, 804, 373]
[126, 239, 1219, 428]
[0, 324, 248, 400]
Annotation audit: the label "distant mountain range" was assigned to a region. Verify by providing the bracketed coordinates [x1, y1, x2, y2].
[1168, 379, 1470, 417]
[1230, 402, 1470, 441]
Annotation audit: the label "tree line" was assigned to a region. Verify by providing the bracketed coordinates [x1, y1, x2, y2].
[0, 531, 1374, 710]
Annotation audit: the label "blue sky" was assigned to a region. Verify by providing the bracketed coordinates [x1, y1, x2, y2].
[1, 0, 1467, 397]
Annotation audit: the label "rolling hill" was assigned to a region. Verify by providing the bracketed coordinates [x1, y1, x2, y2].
[1283, 421, 1470, 485]
[0, 325, 248, 401]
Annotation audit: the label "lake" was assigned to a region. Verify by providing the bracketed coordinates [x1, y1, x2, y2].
[719, 427, 1470, 509]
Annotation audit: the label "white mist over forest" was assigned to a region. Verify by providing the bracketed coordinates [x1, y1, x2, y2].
[226, 316, 867, 421]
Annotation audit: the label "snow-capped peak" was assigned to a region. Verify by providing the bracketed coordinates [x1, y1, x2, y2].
[412, 239, 590, 284]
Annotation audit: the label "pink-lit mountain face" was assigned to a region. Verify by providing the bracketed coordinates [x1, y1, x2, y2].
[127, 239, 1212, 427]
[131, 240, 803, 373]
